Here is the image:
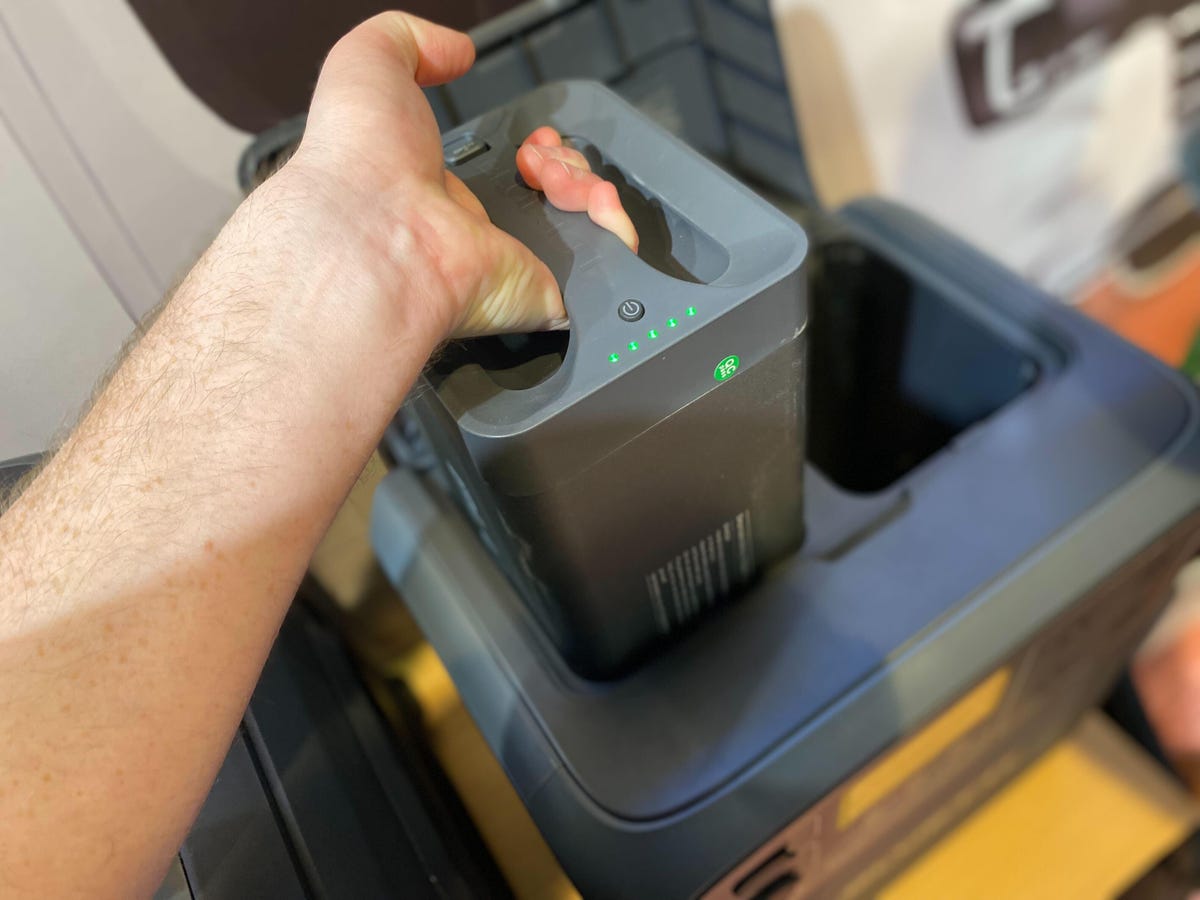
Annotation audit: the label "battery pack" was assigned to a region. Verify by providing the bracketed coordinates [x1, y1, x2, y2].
[410, 81, 808, 677]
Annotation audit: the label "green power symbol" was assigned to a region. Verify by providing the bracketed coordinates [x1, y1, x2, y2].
[714, 355, 740, 381]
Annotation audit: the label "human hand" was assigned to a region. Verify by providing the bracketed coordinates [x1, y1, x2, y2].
[269, 12, 636, 343]
[516, 126, 640, 254]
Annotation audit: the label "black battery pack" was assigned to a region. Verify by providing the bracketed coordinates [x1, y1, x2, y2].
[409, 81, 808, 677]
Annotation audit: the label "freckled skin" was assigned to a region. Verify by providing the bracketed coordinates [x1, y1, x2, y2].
[0, 11, 637, 899]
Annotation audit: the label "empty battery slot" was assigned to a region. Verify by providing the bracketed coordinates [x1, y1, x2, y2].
[808, 239, 1039, 493]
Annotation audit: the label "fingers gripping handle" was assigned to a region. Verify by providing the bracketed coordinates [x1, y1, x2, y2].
[469, 159, 646, 338]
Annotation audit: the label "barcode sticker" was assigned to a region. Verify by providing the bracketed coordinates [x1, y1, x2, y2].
[646, 510, 754, 634]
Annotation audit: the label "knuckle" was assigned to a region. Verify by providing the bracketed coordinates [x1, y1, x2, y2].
[327, 12, 416, 71]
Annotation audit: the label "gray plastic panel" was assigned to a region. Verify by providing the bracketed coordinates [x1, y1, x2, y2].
[694, 0, 787, 85]
[616, 44, 728, 157]
[525, 4, 624, 82]
[605, 0, 697, 62]
[725, 0, 772, 20]
[180, 731, 306, 900]
[712, 60, 798, 146]
[469, 0, 584, 55]
[444, 41, 537, 120]
[153, 858, 191, 900]
[174, 604, 509, 899]
[423, 86, 457, 133]
[728, 122, 811, 198]
[0, 115, 135, 460]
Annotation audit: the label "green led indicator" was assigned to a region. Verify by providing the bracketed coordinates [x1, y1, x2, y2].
[667, 317, 679, 328]
[647, 329, 659, 340]
[628, 341, 639, 352]
[609, 352, 621, 364]
[714, 355, 740, 382]
[686, 306, 698, 317]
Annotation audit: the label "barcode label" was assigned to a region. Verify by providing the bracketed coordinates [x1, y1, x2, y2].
[646, 510, 754, 634]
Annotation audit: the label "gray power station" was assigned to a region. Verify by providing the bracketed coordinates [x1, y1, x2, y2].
[374, 82, 1200, 898]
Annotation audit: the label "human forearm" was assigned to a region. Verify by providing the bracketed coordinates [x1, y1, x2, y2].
[0, 169, 446, 896]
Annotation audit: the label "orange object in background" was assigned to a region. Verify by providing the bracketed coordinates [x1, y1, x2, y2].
[1077, 182, 1200, 369]
[1080, 258, 1200, 368]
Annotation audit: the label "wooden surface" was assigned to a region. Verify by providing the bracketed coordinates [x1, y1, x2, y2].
[883, 712, 1198, 900]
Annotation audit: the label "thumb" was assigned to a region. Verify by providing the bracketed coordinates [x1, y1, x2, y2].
[303, 13, 474, 179]
[454, 231, 567, 338]
[320, 11, 474, 89]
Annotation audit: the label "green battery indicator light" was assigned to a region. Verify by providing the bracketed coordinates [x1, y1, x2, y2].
[647, 329, 659, 340]
[628, 341, 639, 352]
[609, 352, 620, 364]
[686, 306, 698, 317]
[667, 317, 679, 329]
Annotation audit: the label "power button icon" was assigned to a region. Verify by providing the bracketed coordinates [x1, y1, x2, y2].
[618, 299, 645, 322]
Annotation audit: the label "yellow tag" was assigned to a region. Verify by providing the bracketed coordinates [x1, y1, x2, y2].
[838, 667, 1011, 829]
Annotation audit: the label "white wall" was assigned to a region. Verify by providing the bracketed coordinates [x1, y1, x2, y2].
[0, 116, 132, 460]
[0, 0, 250, 460]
